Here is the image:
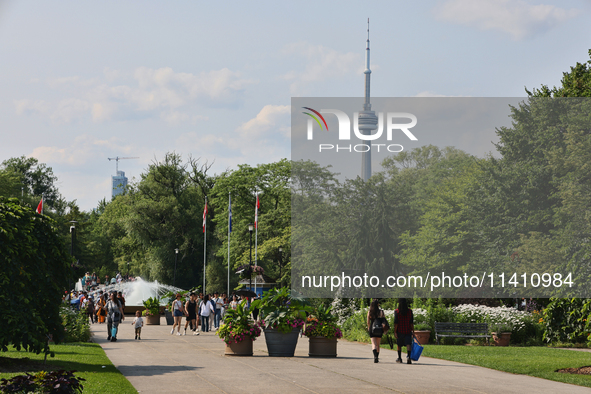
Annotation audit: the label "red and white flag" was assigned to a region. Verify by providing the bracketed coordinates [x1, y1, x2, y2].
[202, 200, 208, 233]
[254, 193, 260, 229]
[36, 197, 43, 214]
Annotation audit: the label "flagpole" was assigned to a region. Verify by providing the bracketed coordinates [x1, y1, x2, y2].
[203, 196, 207, 295]
[227, 192, 231, 297]
[41, 194, 43, 215]
[254, 191, 258, 295]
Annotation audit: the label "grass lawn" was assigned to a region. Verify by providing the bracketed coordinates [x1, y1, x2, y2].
[381, 344, 591, 388]
[0, 343, 137, 394]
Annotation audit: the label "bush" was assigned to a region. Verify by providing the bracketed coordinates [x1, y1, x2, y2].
[342, 309, 370, 343]
[0, 369, 85, 393]
[60, 305, 91, 343]
[542, 298, 591, 344]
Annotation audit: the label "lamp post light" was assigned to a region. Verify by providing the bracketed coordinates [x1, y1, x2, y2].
[278, 246, 283, 288]
[174, 248, 179, 287]
[69, 221, 77, 291]
[248, 223, 254, 299]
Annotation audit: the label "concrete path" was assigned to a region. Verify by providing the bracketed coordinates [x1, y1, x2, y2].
[91, 318, 589, 393]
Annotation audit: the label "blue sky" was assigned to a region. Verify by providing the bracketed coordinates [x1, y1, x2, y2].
[1, 0, 589, 210]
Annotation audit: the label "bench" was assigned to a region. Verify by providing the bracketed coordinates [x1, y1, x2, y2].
[434, 322, 490, 345]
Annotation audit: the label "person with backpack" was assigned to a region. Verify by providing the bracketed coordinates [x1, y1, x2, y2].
[367, 299, 388, 363]
[106, 291, 125, 342]
[87, 295, 95, 324]
[394, 298, 414, 364]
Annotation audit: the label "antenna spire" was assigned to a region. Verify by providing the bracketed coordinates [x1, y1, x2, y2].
[367, 18, 370, 42]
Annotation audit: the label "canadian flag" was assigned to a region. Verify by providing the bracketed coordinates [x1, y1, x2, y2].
[36, 197, 43, 214]
[254, 193, 260, 229]
[202, 201, 208, 233]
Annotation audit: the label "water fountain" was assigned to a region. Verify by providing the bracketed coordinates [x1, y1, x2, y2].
[89, 277, 184, 315]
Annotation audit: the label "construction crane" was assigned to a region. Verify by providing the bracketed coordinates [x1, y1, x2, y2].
[108, 156, 139, 174]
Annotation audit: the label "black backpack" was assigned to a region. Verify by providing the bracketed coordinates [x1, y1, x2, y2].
[371, 317, 384, 335]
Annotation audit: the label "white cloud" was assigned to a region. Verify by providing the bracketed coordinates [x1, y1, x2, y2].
[176, 104, 290, 166]
[237, 104, 290, 139]
[282, 42, 362, 94]
[434, 0, 579, 40]
[14, 67, 255, 124]
[30, 135, 134, 165]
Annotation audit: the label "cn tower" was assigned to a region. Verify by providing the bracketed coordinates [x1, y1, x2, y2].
[359, 19, 378, 181]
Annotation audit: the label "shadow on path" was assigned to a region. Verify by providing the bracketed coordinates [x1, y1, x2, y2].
[117, 364, 202, 377]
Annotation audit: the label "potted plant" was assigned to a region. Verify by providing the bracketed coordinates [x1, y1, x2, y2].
[304, 304, 343, 357]
[251, 286, 309, 357]
[142, 297, 161, 325]
[217, 300, 261, 356]
[414, 322, 432, 345]
[491, 322, 512, 346]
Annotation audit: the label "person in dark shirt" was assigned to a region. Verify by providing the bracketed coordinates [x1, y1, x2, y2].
[367, 299, 388, 363]
[394, 298, 414, 364]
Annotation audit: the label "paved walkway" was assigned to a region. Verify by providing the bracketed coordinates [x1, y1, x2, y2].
[91, 318, 589, 393]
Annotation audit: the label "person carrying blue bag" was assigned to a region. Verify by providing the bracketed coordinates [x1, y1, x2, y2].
[106, 291, 125, 342]
[394, 298, 414, 364]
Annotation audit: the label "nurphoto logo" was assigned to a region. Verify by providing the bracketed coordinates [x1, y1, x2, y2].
[302, 107, 418, 153]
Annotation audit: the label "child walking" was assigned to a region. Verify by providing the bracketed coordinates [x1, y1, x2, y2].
[132, 310, 144, 340]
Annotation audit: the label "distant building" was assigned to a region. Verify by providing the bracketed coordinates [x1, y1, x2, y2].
[112, 170, 127, 198]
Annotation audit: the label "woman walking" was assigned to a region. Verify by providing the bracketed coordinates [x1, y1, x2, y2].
[171, 293, 185, 335]
[106, 292, 124, 342]
[199, 295, 215, 332]
[184, 293, 199, 336]
[367, 299, 388, 363]
[394, 298, 414, 364]
[96, 293, 107, 324]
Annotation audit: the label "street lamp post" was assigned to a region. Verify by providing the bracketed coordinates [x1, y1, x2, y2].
[174, 248, 179, 287]
[278, 246, 283, 287]
[69, 221, 77, 291]
[248, 223, 254, 299]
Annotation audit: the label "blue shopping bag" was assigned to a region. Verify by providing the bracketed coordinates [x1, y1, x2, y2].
[111, 327, 117, 339]
[410, 335, 423, 361]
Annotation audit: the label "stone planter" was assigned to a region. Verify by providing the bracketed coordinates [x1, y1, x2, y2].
[224, 339, 254, 356]
[146, 315, 160, 325]
[492, 332, 511, 346]
[308, 336, 337, 357]
[165, 311, 174, 325]
[414, 330, 431, 345]
[263, 327, 300, 357]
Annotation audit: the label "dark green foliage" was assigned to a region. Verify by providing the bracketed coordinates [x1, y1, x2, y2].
[0, 369, 84, 393]
[542, 298, 591, 343]
[0, 197, 72, 355]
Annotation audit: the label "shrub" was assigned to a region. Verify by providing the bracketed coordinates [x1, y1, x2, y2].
[0, 369, 85, 393]
[342, 309, 370, 343]
[542, 298, 591, 344]
[60, 305, 90, 343]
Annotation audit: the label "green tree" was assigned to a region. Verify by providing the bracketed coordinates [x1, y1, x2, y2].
[0, 197, 72, 355]
[1, 156, 62, 209]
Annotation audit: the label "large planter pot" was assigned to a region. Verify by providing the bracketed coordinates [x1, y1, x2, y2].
[263, 327, 300, 357]
[414, 330, 431, 345]
[146, 315, 160, 325]
[165, 311, 174, 325]
[308, 336, 337, 357]
[492, 332, 511, 346]
[224, 339, 254, 356]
